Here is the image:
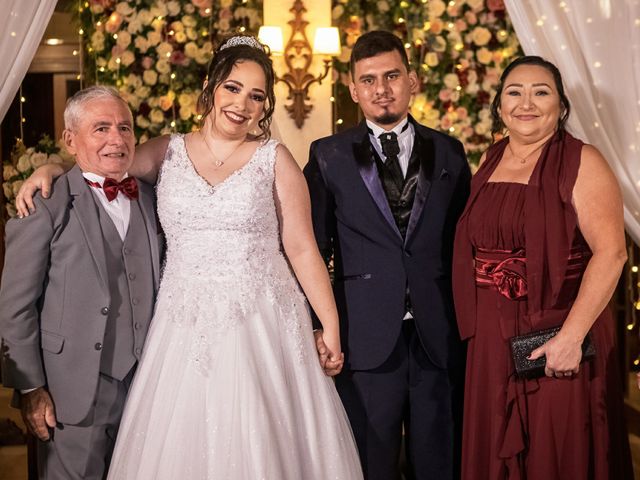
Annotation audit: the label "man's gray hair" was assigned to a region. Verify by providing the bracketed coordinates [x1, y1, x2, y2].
[64, 86, 129, 130]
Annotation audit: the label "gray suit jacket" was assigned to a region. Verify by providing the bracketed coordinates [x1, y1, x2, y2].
[0, 165, 161, 424]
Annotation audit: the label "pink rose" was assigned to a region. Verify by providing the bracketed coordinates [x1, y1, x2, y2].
[487, 0, 506, 12]
[141, 56, 154, 69]
[438, 89, 452, 102]
[219, 8, 233, 20]
[170, 50, 188, 66]
[111, 45, 124, 57]
[105, 12, 123, 33]
[191, 0, 211, 8]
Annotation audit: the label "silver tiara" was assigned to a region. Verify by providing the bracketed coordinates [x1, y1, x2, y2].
[220, 36, 265, 52]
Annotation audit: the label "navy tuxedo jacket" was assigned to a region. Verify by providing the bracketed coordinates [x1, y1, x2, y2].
[304, 118, 471, 371]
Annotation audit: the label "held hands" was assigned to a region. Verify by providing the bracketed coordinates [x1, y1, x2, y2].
[15, 164, 62, 218]
[21, 387, 57, 441]
[528, 330, 583, 378]
[313, 329, 344, 377]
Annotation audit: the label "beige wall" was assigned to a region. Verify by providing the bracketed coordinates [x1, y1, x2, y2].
[264, 0, 333, 167]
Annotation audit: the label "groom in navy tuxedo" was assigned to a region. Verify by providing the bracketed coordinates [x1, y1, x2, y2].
[304, 31, 470, 479]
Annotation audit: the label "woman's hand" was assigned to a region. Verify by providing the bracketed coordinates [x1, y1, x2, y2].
[15, 164, 64, 217]
[313, 329, 344, 377]
[528, 330, 583, 378]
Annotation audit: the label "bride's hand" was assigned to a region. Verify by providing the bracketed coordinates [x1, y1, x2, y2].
[15, 164, 63, 217]
[321, 328, 344, 377]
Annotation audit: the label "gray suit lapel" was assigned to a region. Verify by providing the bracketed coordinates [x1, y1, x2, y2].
[67, 166, 109, 293]
[136, 182, 160, 290]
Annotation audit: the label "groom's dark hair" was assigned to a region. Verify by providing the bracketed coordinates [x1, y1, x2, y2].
[350, 31, 410, 76]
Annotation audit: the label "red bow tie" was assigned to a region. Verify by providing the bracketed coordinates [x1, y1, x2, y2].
[85, 177, 139, 202]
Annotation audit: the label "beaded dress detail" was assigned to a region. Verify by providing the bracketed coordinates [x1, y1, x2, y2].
[107, 135, 362, 479]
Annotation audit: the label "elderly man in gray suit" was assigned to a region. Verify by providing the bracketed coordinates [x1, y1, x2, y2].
[0, 86, 161, 479]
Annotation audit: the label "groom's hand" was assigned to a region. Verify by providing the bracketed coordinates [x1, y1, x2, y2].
[21, 387, 57, 441]
[314, 330, 329, 369]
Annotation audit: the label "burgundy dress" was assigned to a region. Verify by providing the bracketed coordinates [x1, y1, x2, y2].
[453, 132, 633, 480]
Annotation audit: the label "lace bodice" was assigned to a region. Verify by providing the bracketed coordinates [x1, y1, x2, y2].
[154, 134, 307, 372]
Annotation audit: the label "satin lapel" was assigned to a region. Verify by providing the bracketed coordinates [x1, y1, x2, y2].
[67, 166, 109, 292]
[137, 183, 160, 291]
[405, 130, 434, 245]
[353, 128, 402, 239]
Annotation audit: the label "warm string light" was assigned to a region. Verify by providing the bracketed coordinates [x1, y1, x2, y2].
[19, 85, 25, 141]
[627, 245, 640, 367]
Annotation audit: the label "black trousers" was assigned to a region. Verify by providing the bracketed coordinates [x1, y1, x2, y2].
[336, 320, 462, 480]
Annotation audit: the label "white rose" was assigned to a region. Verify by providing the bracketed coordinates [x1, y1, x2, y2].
[425, 52, 439, 67]
[186, 27, 198, 40]
[221, 0, 233, 7]
[157, 42, 173, 58]
[136, 115, 151, 129]
[121, 50, 135, 67]
[443, 73, 460, 89]
[143, 70, 158, 85]
[138, 10, 153, 26]
[127, 74, 143, 89]
[175, 31, 187, 43]
[179, 105, 193, 120]
[184, 42, 198, 58]
[156, 59, 171, 74]
[116, 2, 134, 16]
[3, 165, 18, 180]
[136, 86, 151, 99]
[476, 47, 493, 65]
[377, 1, 390, 12]
[134, 36, 149, 53]
[47, 153, 63, 165]
[116, 31, 132, 49]
[150, 109, 165, 124]
[178, 92, 194, 107]
[428, 0, 446, 18]
[167, 1, 181, 16]
[3, 182, 14, 200]
[466, 0, 484, 11]
[332, 5, 344, 19]
[16, 154, 31, 172]
[127, 16, 143, 35]
[147, 31, 162, 47]
[12, 180, 24, 197]
[150, 4, 168, 19]
[182, 15, 197, 28]
[183, 4, 195, 14]
[471, 27, 492, 47]
[30, 152, 49, 169]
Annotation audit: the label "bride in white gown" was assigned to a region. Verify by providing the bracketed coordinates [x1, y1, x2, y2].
[103, 35, 363, 479]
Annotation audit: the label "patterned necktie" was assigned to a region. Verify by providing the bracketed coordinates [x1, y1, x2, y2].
[378, 131, 404, 189]
[85, 177, 139, 202]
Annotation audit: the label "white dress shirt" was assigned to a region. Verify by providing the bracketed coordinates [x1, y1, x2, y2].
[83, 172, 132, 241]
[366, 117, 415, 177]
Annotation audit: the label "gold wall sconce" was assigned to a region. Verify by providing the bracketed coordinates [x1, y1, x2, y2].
[258, 0, 341, 128]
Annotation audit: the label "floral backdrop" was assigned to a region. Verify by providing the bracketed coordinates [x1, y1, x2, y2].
[3, 0, 521, 216]
[332, 0, 520, 163]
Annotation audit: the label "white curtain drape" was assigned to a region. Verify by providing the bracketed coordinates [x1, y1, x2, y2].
[505, 0, 640, 245]
[0, 0, 56, 123]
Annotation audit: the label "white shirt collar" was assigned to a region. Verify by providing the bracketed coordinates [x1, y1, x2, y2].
[82, 171, 130, 185]
[366, 117, 410, 140]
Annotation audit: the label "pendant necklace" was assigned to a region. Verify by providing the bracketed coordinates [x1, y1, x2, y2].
[200, 130, 244, 169]
[507, 142, 544, 164]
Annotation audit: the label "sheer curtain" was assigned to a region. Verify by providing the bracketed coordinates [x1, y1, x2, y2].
[505, 0, 640, 244]
[0, 0, 56, 123]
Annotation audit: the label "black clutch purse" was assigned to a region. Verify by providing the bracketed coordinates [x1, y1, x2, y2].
[509, 326, 596, 379]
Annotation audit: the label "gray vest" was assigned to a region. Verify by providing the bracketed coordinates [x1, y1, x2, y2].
[96, 199, 154, 380]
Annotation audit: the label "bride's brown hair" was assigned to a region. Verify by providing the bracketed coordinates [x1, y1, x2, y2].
[196, 35, 275, 139]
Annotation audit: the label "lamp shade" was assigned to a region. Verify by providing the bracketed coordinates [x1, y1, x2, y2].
[258, 26, 284, 55]
[312, 27, 341, 56]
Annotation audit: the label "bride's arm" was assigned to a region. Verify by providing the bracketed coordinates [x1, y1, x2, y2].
[14, 135, 170, 217]
[273, 144, 343, 374]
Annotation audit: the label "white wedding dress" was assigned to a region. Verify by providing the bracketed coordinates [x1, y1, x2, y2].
[107, 135, 363, 479]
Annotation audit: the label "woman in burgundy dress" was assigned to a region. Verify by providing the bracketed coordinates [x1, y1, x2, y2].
[453, 56, 633, 479]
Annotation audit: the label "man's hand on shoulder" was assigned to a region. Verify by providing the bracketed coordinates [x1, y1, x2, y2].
[21, 387, 57, 441]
